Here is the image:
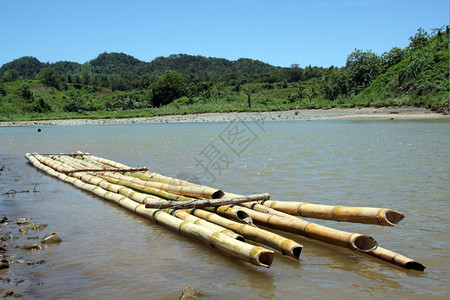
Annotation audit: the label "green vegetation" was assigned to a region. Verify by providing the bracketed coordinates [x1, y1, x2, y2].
[0, 27, 448, 121]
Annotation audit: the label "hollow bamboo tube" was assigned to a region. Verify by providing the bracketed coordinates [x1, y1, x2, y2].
[26, 153, 274, 268]
[48, 154, 296, 259]
[46, 155, 245, 242]
[77, 152, 425, 270]
[190, 208, 302, 259]
[65, 155, 256, 224]
[53, 156, 194, 202]
[213, 205, 378, 252]
[82, 152, 225, 196]
[162, 209, 245, 242]
[366, 247, 425, 271]
[256, 200, 404, 226]
[82, 154, 377, 252]
[76, 153, 225, 199]
[55, 155, 256, 226]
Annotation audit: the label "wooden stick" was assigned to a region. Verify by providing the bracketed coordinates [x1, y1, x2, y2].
[144, 194, 270, 209]
[63, 167, 149, 174]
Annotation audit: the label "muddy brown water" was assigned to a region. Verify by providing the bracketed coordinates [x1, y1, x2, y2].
[0, 120, 449, 299]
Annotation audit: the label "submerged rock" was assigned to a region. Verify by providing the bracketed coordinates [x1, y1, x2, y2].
[26, 223, 47, 231]
[0, 259, 9, 270]
[41, 232, 61, 245]
[16, 218, 30, 225]
[0, 216, 8, 224]
[20, 244, 42, 251]
[181, 285, 205, 300]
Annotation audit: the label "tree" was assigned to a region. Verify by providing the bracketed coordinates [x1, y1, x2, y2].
[320, 67, 349, 100]
[2, 69, 19, 82]
[381, 47, 404, 71]
[21, 85, 33, 102]
[408, 28, 429, 50]
[82, 72, 91, 85]
[150, 71, 187, 106]
[285, 64, 302, 82]
[37, 67, 62, 90]
[346, 49, 381, 94]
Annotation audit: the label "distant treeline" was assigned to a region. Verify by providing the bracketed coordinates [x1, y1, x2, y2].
[0, 26, 448, 119]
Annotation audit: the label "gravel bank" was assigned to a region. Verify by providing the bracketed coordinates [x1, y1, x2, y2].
[0, 107, 447, 127]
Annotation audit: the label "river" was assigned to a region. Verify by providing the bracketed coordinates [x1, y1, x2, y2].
[0, 119, 449, 299]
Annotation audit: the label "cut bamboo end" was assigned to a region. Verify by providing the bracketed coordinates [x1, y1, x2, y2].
[350, 234, 378, 252]
[282, 241, 302, 259]
[380, 209, 405, 226]
[211, 190, 225, 199]
[251, 246, 275, 268]
[235, 210, 253, 224]
[404, 261, 426, 271]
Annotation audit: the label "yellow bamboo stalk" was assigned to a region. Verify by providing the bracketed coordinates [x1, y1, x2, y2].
[46, 155, 245, 241]
[213, 205, 378, 252]
[46, 154, 301, 259]
[189, 208, 303, 259]
[367, 247, 425, 271]
[82, 152, 224, 197]
[26, 153, 274, 268]
[255, 200, 404, 226]
[81, 154, 376, 251]
[65, 153, 224, 199]
[73, 152, 425, 270]
[163, 209, 245, 242]
[62, 155, 256, 224]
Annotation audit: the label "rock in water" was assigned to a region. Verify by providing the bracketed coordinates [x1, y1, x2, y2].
[41, 232, 62, 245]
[20, 244, 42, 251]
[181, 285, 204, 300]
[0, 259, 9, 270]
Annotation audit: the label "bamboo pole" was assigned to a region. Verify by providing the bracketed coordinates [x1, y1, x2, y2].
[53, 154, 254, 224]
[367, 247, 425, 271]
[45, 155, 246, 242]
[58, 154, 221, 201]
[80, 153, 377, 251]
[144, 194, 270, 209]
[26, 153, 274, 268]
[162, 209, 245, 242]
[189, 208, 303, 260]
[255, 200, 404, 226]
[48, 154, 303, 259]
[75, 153, 225, 198]
[210, 205, 378, 252]
[74, 152, 426, 270]
[64, 167, 149, 174]
[82, 152, 231, 203]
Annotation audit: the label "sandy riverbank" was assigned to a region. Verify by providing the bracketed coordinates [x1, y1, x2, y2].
[0, 107, 447, 127]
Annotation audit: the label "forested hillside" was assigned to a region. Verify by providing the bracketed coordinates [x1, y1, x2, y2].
[0, 27, 448, 121]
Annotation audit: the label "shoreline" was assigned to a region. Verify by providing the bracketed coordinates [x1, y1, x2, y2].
[0, 107, 448, 127]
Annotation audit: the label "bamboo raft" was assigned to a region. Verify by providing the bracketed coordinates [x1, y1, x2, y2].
[25, 152, 425, 271]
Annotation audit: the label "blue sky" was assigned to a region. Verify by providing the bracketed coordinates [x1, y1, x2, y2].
[1, 0, 448, 68]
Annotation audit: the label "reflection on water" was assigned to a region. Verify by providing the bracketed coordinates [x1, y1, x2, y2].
[0, 120, 449, 299]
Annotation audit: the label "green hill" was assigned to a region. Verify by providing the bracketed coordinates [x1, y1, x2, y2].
[0, 26, 448, 120]
[354, 31, 449, 112]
